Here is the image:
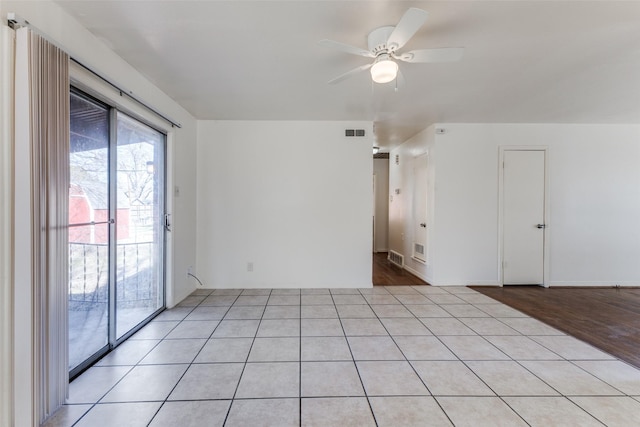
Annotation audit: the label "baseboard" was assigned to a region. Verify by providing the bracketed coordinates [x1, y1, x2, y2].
[548, 281, 640, 288]
[374, 248, 389, 253]
[427, 280, 501, 287]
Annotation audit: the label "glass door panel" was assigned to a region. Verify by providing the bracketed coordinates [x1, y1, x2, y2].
[115, 112, 165, 339]
[68, 92, 110, 372]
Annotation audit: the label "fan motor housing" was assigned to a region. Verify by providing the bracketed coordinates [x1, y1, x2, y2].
[368, 26, 395, 54]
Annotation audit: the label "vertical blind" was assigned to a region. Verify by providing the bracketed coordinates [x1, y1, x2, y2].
[0, 24, 15, 427]
[16, 26, 70, 423]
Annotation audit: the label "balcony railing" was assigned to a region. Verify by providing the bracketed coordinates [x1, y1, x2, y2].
[69, 241, 159, 309]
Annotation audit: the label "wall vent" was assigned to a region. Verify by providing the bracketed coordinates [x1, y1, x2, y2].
[345, 129, 366, 137]
[414, 243, 425, 256]
[388, 250, 404, 268]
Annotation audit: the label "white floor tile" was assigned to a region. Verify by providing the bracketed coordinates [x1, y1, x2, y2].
[302, 397, 376, 427]
[194, 338, 253, 363]
[341, 318, 388, 336]
[211, 320, 260, 338]
[460, 318, 520, 335]
[226, 398, 299, 427]
[301, 318, 344, 336]
[67, 366, 132, 404]
[466, 361, 559, 396]
[149, 400, 230, 427]
[301, 336, 352, 361]
[531, 336, 616, 360]
[520, 361, 623, 396]
[380, 317, 432, 336]
[235, 362, 300, 398]
[257, 319, 300, 337]
[223, 306, 264, 320]
[369, 396, 453, 427]
[356, 361, 429, 396]
[301, 361, 364, 397]
[484, 335, 562, 360]
[570, 396, 640, 427]
[574, 360, 640, 395]
[248, 337, 300, 362]
[436, 397, 527, 427]
[168, 363, 243, 400]
[412, 361, 494, 396]
[419, 317, 476, 336]
[139, 339, 206, 364]
[503, 397, 603, 427]
[42, 404, 92, 427]
[442, 304, 490, 318]
[498, 317, 564, 335]
[347, 336, 404, 360]
[393, 336, 457, 360]
[75, 402, 162, 427]
[439, 336, 510, 360]
[101, 364, 188, 402]
[164, 320, 219, 339]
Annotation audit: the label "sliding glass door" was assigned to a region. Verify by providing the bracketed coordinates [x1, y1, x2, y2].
[68, 90, 166, 377]
[115, 112, 165, 339]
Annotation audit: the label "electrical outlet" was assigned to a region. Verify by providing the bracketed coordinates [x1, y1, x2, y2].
[247, 262, 254, 272]
[187, 266, 193, 277]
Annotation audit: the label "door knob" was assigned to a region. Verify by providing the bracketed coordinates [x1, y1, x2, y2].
[536, 224, 546, 229]
[420, 223, 426, 228]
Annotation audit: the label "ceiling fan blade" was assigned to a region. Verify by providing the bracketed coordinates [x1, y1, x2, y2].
[328, 63, 373, 84]
[386, 8, 428, 52]
[396, 47, 464, 63]
[319, 39, 374, 58]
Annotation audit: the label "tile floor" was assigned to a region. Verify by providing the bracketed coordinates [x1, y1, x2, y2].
[46, 286, 640, 426]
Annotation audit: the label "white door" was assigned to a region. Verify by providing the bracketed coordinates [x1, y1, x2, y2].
[503, 150, 545, 285]
[413, 153, 428, 263]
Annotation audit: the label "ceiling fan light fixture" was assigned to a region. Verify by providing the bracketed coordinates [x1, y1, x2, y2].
[370, 57, 398, 84]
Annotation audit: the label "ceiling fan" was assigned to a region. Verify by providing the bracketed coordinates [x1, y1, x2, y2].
[320, 8, 464, 85]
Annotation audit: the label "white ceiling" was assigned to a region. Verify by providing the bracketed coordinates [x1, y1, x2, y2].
[55, 0, 640, 150]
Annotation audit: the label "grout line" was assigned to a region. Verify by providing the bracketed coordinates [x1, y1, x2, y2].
[331, 291, 380, 427]
[221, 289, 272, 426]
[363, 288, 457, 427]
[148, 292, 242, 426]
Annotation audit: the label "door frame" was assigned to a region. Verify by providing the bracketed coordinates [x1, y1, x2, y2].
[497, 146, 550, 287]
[412, 152, 428, 265]
[372, 173, 376, 253]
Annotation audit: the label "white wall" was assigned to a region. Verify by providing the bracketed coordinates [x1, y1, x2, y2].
[197, 120, 373, 288]
[0, 1, 199, 424]
[389, 126, 436, 283]
[373, 158, 389, 252]
[391, 123, 640, 287]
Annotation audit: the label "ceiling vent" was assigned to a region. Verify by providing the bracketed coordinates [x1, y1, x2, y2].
[345, 129, 366, 137]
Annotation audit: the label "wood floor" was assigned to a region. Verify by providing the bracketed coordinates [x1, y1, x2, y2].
[372, 252, 428, 286]
[472, 286, 640, 369]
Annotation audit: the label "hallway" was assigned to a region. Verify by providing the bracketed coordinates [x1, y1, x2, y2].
[372, 252, 428, 286]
